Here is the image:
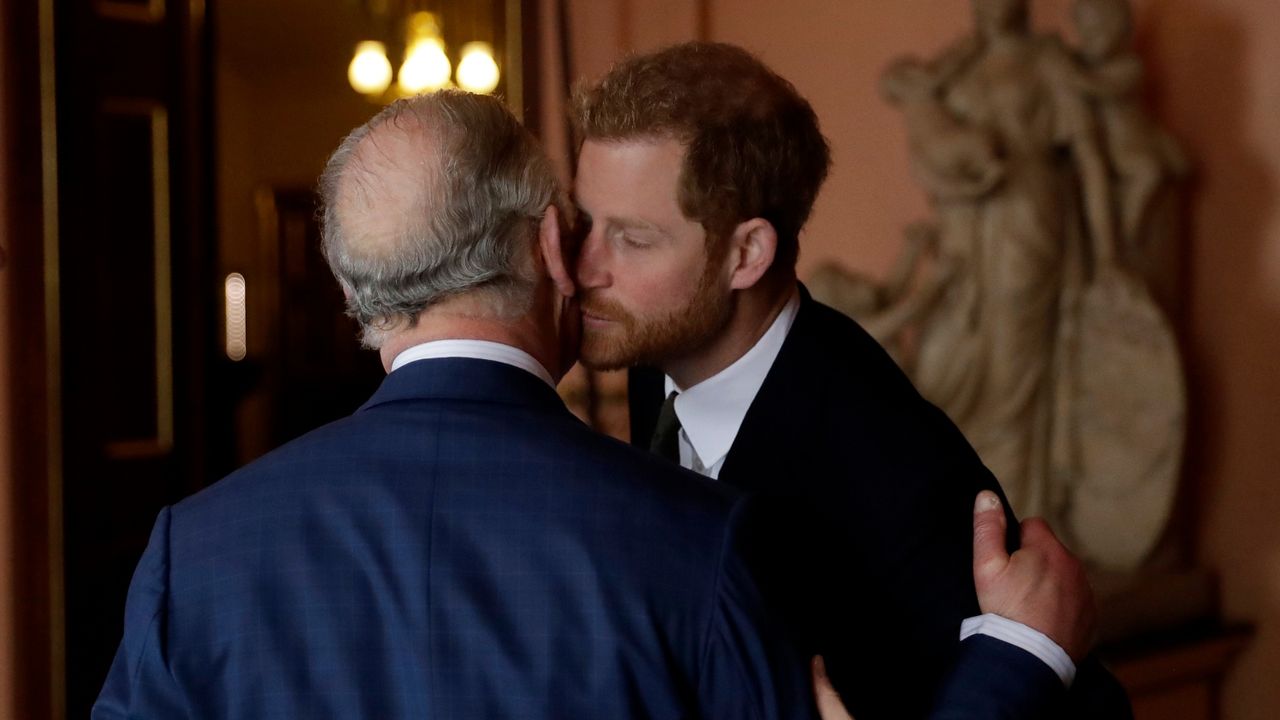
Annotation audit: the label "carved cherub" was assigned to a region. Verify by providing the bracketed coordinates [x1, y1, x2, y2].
[1067, 0, 1190, 247]
[808, 222, 955, 357]
[880, 56, 1005, 201]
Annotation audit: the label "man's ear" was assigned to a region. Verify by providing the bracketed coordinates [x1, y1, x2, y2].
[725, 218, 777, 291]
[539, 205, 575, 298]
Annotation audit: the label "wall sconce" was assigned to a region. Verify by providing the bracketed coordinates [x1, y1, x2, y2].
[348, 11, 500, 100]
[224, 272, 247, 361]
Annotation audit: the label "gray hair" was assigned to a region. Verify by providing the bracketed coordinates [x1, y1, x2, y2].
[318, 90, 563, 347]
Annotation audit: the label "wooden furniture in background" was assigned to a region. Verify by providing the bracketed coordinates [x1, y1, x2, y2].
[1105, 624, 1252, 720]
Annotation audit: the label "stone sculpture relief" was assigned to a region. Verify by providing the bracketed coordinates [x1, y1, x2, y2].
[812, 0, 1188, 571]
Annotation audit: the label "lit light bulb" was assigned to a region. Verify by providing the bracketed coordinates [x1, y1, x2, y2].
[398, 37, 452, 94]
[348, 41, 392, 96]
[456, 41, 500, 94]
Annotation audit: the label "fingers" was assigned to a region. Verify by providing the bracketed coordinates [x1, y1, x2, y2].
[1015, 517, 1098, 661]
[812, 656, 855, 720]
[1018, 517, 1061, 549]
[972, 490, 1010, 586]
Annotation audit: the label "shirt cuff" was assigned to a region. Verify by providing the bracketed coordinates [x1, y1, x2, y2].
[959, 613, 1076, 687]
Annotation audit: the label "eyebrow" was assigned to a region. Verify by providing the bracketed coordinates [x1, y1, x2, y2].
[571, 196, 674, 238]
[611, 217, 670, 236]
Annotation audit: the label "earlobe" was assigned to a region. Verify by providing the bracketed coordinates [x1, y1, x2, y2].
[539, 205, 576, 298]
[728, 218, 777, 291]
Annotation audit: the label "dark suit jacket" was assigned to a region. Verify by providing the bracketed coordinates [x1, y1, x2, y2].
[630, 289, 1132, 719]
[92, 358, 818, 719]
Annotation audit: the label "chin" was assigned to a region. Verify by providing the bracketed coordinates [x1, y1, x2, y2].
[579, 336, 637, 372]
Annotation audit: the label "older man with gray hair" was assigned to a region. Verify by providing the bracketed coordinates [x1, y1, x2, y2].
[319, 91, 557, 350]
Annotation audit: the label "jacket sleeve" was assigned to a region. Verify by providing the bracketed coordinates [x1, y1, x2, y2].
[697, 501, 820, 720]
[928, 635, 1066, 720]
[91, 507, 191, 720]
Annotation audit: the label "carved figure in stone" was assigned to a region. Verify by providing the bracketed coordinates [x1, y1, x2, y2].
[1067, 0, 1190, 248]
[809, 223, 954, 362]
[1066, 0, 1191, 315]
[906, 0, 1113, 536]
[824, 0, 1191, 570]
[880, 57, 1005, 201]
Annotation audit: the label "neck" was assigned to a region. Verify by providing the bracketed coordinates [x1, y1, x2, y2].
[664, 273, 797, 389]
[378, 294, 561, 380]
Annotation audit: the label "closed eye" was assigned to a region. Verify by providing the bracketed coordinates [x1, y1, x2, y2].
[621, 232, 652, 249]
[611, 227, 660, 250]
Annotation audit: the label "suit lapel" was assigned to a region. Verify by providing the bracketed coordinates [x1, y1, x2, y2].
[625, 286, 827, 492]
[626, 366, 665, 449]
[717, 287, 830, 493]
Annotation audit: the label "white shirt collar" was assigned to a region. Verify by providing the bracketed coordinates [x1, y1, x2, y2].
[390, 339, 556, 388]
[664, 289, 801, 476]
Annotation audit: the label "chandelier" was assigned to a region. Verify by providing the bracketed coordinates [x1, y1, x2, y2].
[347, 4, 501, 100]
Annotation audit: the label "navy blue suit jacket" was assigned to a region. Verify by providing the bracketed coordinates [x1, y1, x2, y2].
[92, 358, 817, 719]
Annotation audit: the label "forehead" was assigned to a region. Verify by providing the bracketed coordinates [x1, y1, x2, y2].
[574, 137, 688, 220]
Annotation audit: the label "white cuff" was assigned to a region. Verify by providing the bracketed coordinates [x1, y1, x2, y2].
[959, 613, 1076, 687]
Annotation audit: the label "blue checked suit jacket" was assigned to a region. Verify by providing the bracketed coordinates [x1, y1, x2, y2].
[92, 357, 817, 719]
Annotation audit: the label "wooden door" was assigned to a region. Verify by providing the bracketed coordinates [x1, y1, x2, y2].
[52, 0, 225, 715]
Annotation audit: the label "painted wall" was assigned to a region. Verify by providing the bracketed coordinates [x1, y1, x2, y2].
[564, 1, 1280, 717]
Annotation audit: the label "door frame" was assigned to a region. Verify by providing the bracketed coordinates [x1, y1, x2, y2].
[0, 0, 64, 715]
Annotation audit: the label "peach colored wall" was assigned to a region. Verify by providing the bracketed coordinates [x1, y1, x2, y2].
[565, 0, 702, 81]
[566, 1, 1280, 717]
[1141, 3, 1280, 719]
[710, 0, 966, 280]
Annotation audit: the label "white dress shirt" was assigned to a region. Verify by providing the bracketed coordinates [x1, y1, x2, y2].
[391, 339, 555, 388]
[664, 291, 801, 479]
[661, 286, 1075, 686]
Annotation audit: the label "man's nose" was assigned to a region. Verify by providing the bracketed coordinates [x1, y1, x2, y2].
[575, 229, 611, 290]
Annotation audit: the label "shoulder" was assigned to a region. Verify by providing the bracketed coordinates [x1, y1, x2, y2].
[750, 295, 994, 487]
[172, 413, 365, 508]
[174, 398, 744, 546]
[560, 418, 744, 520]
[782, 295, 919, 402]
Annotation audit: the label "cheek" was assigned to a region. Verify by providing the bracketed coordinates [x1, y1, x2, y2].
[627, 254, 707, 312]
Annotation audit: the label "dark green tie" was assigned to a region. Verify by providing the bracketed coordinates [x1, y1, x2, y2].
[649, 391, 681, 463]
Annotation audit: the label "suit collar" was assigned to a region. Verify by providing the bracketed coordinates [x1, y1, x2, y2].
[359, 356, 569, 416]
[628, 284, 822, 477]
[661, 289, 801, 474]
[716, 284, 826, 489]
[390, 339, 556, 388]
